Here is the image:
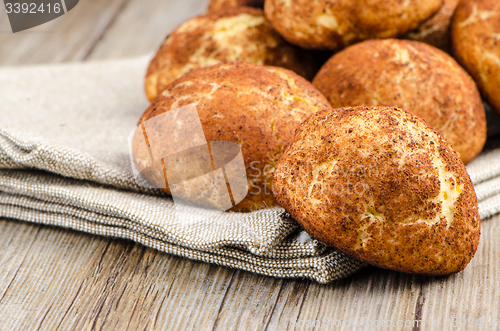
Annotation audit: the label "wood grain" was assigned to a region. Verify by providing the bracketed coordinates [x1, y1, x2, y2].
[86, 0, 208, 60]
[0, 0, 208, 65]
[1, 0, 500, 330]
[0, 0, 130, 65]
[0, 215, 499, 330]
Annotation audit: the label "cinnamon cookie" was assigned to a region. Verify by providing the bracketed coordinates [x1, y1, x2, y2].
[452, 0, 500, 114]
[264, 0, 443, 49]
[134, 62, 330, 212]
[312, 39, 486, 164]
[273, 106, 480, 275]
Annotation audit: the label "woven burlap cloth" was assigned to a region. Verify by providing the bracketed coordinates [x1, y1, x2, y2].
[1, 57, 500, 283]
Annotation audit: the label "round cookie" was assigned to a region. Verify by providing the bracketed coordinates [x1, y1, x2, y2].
[452, 0, 500, 114]
[404, 0, 459, 52]
[134, 62, 331, 212]
[273, 106, 481, 276]
[264, 0, 443, 50]
[208, 0, 263, 11]
[145, 7, 315, 101]
[312, 39, 486, 164]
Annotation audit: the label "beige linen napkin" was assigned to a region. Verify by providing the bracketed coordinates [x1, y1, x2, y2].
[0, 57, 499, 283]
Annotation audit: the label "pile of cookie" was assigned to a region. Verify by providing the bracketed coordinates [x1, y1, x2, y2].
[132, 0, 500, 276]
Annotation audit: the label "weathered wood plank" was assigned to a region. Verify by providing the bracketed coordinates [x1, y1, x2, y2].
[0, 0, 130, 65]
[0, 221, 41, 304]
[1, 214, 498, 330]
[86, 0, 209, 60]
[0, 0, 209, 65]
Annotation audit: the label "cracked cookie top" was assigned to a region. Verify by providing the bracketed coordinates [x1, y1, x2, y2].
[145, 7, 315, 101]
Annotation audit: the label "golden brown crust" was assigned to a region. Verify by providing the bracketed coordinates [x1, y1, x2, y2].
[312, 39, 486, 164]
[145, 7, 316, 101]
[273, 106, 480, 275]
[451, 0, 500, 115]
[264, 0, 443, 50]
[404, 0, 459, 52]
[208, 0, 264, 11]
[134, 62, 331, 212]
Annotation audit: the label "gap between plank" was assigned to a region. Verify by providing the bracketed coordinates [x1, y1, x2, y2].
[81, 0, 133, 61]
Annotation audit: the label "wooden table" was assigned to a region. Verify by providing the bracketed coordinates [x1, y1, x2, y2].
[1, 1, 499, 330]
